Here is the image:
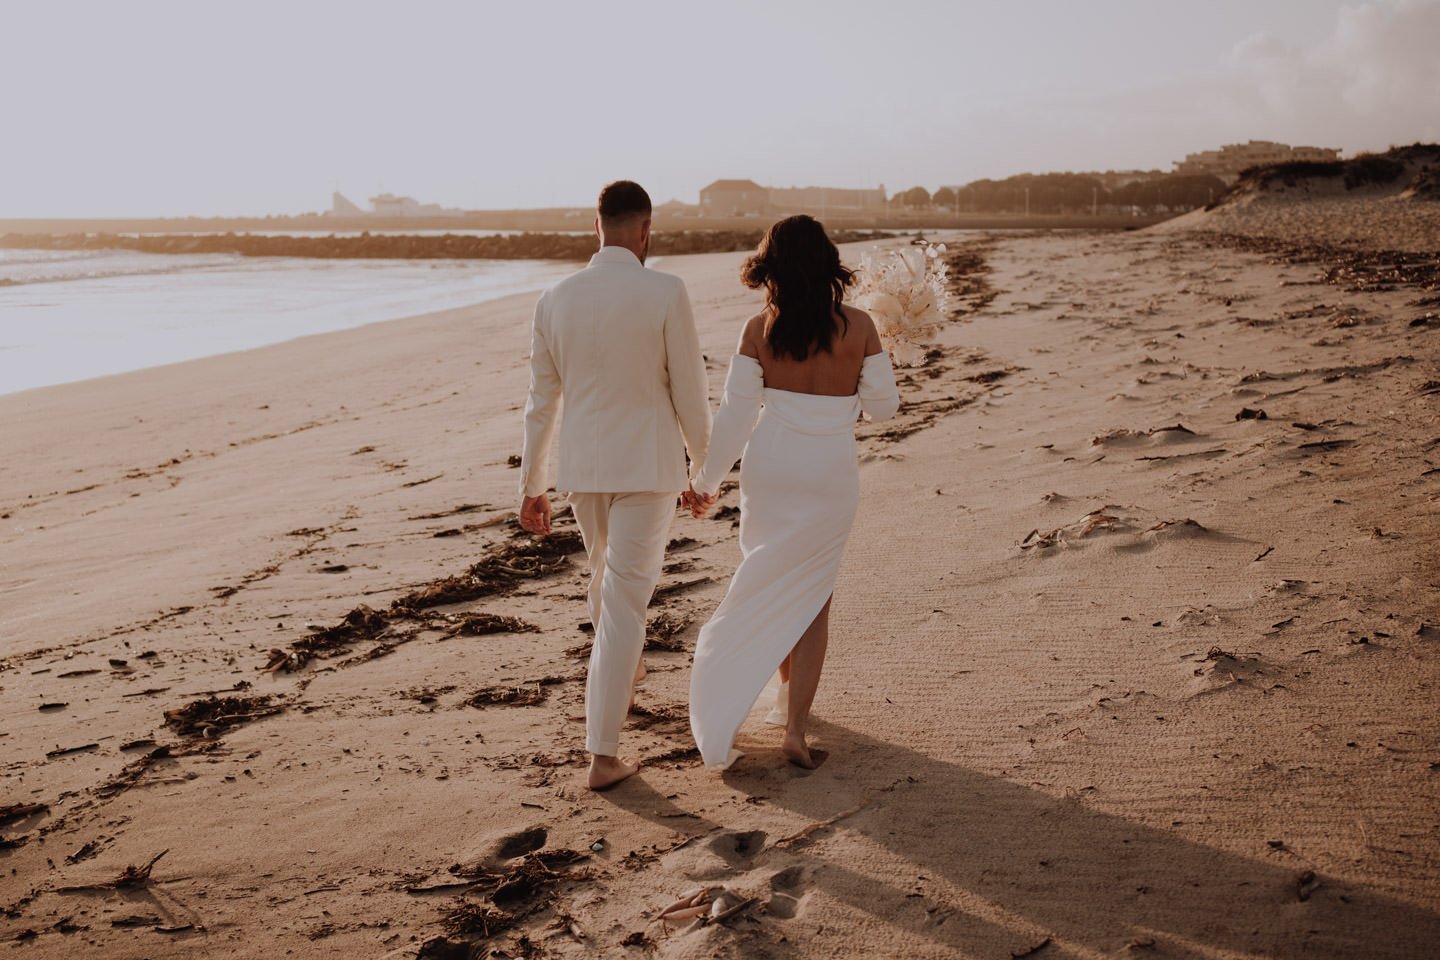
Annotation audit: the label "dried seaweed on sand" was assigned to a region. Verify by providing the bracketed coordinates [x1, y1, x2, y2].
[392, 531, 584, 613]
[163, 694, 283, 737]
[264, 604, 390, 672]
[1021, 512, 1122, 550]
[645, 611, 693, 652]
[263, 531, 582, 672]
[95, 739, 222, 797]
[438, 902, 519, 939]
[0, 803, 48, 827]
[57, 850, 169, 893]
[479, 850, 588, 908]
[651, 577, 713, 601]
[426, 849, 591, 950]
[465, 685, 548, 708]
[452, 613, 540, 637]
[113, 849, 169, 887]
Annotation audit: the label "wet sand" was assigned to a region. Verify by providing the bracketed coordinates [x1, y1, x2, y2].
[1, 228, 1437, 958]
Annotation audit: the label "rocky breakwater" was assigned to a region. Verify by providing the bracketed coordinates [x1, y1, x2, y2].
[0, 229, 894, 262]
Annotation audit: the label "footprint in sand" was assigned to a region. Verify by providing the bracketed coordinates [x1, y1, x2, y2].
[708, 829, 767, 865]
[491, 825, 548, 859]
[766, 865, 809, 919]
[668, 830, 767, 881]
[451, 825, 547, 874]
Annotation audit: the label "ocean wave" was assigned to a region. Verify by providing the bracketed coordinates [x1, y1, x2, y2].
[0, 249, 247, 287]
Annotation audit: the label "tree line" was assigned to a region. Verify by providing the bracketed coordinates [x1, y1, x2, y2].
[891, 172, 1229, 214]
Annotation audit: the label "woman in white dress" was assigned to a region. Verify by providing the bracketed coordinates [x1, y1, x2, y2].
[687, 215, 900, 770]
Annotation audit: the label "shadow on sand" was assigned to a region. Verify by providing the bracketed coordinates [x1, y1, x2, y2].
[603, 717, 1440, 958]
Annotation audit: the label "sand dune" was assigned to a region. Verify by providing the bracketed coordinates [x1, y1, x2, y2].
[1, 228, 1437, 957]
[1158, 143, 1440, 252]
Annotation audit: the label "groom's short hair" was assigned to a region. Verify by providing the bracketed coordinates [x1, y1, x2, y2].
[598, 180, 651, 225]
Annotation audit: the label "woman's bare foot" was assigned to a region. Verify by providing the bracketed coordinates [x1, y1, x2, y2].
[781, 730, 823, 769]
[626, 658, 647, 714]
[587, 754, 639, 791]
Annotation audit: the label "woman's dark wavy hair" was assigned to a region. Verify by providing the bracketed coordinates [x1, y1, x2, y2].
[740, 215, 854, 362]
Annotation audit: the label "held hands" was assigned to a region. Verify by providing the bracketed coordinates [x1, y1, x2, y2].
[519, 494, 552, 536]
[681, 483, 718, 519]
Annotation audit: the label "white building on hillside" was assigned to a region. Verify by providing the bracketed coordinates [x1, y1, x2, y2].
[329, 191, 463, 217]
[1175, 141, 1341, 183]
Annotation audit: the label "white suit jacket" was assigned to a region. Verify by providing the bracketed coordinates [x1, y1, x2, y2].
[519, 245, 711, 497]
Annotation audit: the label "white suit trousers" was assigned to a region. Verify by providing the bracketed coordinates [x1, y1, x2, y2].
[567, 491, 675, 756]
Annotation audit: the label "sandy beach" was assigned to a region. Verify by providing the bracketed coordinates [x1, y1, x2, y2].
[2, 221, 1438, 958]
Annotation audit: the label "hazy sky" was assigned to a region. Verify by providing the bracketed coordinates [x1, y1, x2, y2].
[2, 0, 1436, 218]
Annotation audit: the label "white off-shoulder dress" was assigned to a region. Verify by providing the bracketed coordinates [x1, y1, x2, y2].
[689, 350, 901, 769]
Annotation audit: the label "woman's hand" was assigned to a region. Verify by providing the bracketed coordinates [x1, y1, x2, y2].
[682, 484, 717, 519]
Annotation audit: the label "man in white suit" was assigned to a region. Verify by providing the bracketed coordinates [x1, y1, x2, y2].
[518, 181, 712, 790]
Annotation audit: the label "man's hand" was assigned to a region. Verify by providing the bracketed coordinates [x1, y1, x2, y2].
[682, 484, 718, 520]
[520, 494, 552, 535]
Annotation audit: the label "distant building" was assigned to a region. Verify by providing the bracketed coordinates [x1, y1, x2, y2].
[328, 191, 462, 218]
[700, 179, 768, 217]
[368, 193, 462, 217]
[1175, 141, 1341, 183]
[699, 179, 888, 217]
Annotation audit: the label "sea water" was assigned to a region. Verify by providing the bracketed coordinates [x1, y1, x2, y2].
[0, 248, 576, 396]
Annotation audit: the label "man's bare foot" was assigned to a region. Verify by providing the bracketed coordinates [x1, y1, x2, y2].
[781, 730, 824, 769]
[587, 754, 639, 791]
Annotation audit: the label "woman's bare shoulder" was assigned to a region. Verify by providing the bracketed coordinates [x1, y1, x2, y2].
[840, 303, 876, 330]
[737, 311, 768, 358]
[840, 304, 882, 352]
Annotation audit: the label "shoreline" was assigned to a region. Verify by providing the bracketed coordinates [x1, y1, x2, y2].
[0, 236, 979, 401]
[0, 250, 582, 399]
[0, 287, 546, 405]
[1, 227, 1436, 957]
